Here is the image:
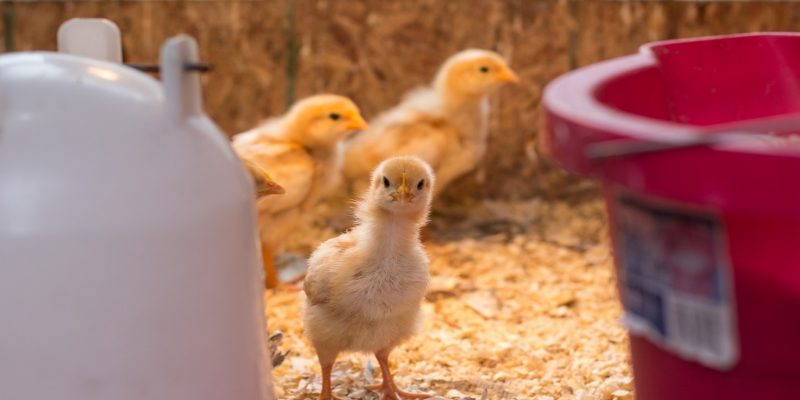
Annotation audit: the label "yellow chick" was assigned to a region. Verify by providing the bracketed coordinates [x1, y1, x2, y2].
[303, 156, 435, 400]
[233, 94, 368, 289]
[343, 49, 518, 197]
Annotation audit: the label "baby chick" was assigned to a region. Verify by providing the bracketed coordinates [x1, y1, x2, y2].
[233, 94, 368, 289]
[303, 156, 435, 400]
[343, 49, 518, 197]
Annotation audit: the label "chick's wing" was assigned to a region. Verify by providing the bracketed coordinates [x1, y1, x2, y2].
[304, 232, 357, 306]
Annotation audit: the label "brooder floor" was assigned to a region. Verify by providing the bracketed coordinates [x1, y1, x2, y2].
[265, 191, 633, 400]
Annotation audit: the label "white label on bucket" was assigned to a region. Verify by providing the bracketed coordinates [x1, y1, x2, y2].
[614, 194, 738, 370]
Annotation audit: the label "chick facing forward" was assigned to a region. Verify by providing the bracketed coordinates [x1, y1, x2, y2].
[343, 49, 518, 197]
[232, 94, 368, 289]
[303, 156, 435, 400]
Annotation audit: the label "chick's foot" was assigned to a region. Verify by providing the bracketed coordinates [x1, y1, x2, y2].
[317, 362, 344, 400]
[368, 349, 432, 399]
[366, 381, 430, 400]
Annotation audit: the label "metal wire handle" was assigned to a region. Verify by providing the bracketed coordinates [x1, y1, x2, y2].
[125, 62, 213, 73]
[585, 132, 777, 160]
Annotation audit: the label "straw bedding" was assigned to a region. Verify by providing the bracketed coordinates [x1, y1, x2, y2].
[265, 190, 634, 400]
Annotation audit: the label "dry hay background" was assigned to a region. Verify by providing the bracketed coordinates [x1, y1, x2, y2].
[4, 0, 800, 200]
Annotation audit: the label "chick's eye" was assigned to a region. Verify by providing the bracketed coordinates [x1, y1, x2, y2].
[382, 176, 390, 188]
[417, 179, 425, 190]
[329, 113, 341, 121]
[479, 66, 490, 73]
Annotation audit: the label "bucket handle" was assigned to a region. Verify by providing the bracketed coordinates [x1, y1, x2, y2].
[586, 132, 779, 160]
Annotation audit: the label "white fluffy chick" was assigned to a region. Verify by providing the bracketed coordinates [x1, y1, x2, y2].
[343, 49, 518, 196]
[303, 156, 435, 400]
[233, 94, 367, 289]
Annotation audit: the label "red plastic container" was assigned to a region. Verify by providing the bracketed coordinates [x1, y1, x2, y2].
[541, 33, 800, 399]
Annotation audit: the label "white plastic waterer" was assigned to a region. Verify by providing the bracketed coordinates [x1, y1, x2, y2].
[0, 24, 273, 400]
[57, 18, 123, 63]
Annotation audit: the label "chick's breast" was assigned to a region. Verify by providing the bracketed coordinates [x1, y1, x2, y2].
[303, 232, 429, 355]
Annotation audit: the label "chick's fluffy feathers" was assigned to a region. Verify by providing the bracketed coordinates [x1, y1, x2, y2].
[232, 94, 366, 249]
[303, 157, 434, 361]
[344, 49, 516, 196]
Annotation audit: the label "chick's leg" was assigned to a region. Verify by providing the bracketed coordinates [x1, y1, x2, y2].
[317, 354, 341, 400]
[262, 243, 280, 289]
[367, 348, 431, 399]
[262, 243, 302, 291]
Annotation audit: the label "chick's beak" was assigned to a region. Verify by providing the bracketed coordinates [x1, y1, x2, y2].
[243, 158, 285, 196]
[497, 67, 520, 84]
[345, 114, 369, 131]
[391, 172, 414, 202]
[256, 175, 285, 196]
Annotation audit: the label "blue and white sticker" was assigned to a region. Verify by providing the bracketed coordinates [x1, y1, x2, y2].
[614, 193, 738, 370]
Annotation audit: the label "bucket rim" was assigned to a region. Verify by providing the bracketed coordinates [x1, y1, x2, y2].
[542, 32, 800, 163]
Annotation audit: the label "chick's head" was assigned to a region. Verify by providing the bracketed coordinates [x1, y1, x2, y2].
[286, 94, 368, 147]
[434, 49, 518, 100]
[368, 156, 435, 215]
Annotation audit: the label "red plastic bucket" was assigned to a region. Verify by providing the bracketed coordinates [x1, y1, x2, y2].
[541, 33, 800, 399]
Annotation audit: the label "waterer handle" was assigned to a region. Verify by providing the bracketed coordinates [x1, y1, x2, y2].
[161, 35, 204, 123]
[57, 18, 122, 63]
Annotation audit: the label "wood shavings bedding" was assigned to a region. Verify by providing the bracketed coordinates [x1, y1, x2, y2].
[266, 194, 633, 400]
